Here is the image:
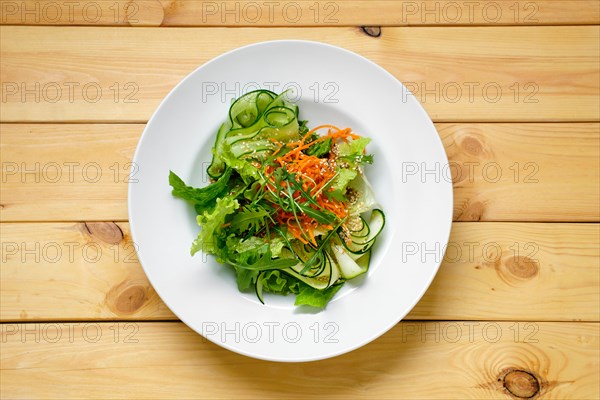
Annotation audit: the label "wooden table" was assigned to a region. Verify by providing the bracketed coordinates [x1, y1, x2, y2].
[1, 1, 599, 398]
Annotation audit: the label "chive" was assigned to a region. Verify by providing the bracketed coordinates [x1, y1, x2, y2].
[300, 217, 347, 274]
[285, 183, 313, 244]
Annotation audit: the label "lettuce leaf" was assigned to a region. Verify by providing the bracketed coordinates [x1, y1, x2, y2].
[338, 137, 373, 166]
[260, 270, 300, 295]
[190, 196, 239, 256]
[226, 235, 294, 291]
[169, 168, 232, 214]
[223, 232, 296, 272]
[330, 168, 357, 194]
[236, 267, 342, 309]
[234, 268, 258, 291]
[220, 142, 261, 183]
[305, 137, 332, 158]
[294, 283, 343, 308]
[226, 235, 285, 258]
[298, 119, 309, 136]
[338, 137, 371, 158]
[236, 267, 301, 294]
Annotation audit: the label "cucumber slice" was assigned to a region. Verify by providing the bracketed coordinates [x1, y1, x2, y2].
[356, 250, 371, 270]
[346, 215, 370, 238]
[349, 169, 379, 215]
[228, 89, 276, 129]
[231, 139, 276, 159]
[285, 250, 340, 290]
[207, 90, 301, 179]
[255, 271, 265, 304]
[339, 209, 385, 254]
[352, 209, 385, 245]
[330, 243, 367, 279]
[226, 106, 298, 143]
[207, 123, 229, 179]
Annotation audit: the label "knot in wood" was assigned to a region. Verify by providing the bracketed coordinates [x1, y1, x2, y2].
[83, 222, 124, 245]
[361, 26, 382, 37]
[503, 370, 540, 398]
[504, 255, 539, 280]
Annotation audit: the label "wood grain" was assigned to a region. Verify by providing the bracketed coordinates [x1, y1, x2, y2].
[1, 26, 598, 122]
[0, 7, 598, 398]
[1, 1, 598, 26]
[439, 123, 600, 222]
[0, 124, 139, 221]
[2, 222, 598, 321]
[0, 222, 174, 321]
[1, 321, 598, 399]
[410, 222, 600, 321]
[2, 123, 598, 222]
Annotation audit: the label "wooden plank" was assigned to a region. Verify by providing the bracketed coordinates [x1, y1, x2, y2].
[1, 222, 598, 321]
[1, 1, 598, 26]
[440, 123, 600, 222]
[409, 222, 600, 321]
[0, 124, 139, 221]
[2, 123, 598, 222]
[0, 222, 175, 321]
[1, 26, 598, 123]
[1, 321, 598, 399]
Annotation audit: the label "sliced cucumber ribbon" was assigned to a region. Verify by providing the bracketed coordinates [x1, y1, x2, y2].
[208, 90, 300, 179]
[279, 209, 385, 289]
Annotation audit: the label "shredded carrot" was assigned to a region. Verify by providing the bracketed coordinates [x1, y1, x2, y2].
[265, 125, 358, 244]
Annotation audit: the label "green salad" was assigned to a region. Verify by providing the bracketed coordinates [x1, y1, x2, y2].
[169, 90, 384, 308]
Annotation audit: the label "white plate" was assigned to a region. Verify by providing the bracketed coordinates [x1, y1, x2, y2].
[129, 40, 452, 362]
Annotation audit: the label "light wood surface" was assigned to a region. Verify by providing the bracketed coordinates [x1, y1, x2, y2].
[2, 123, 598, 222]
[2, 222, 598, 321]
[1, 321, 598, 399]
[1, 9, 599, 399]
[1, 26, 598, 122]
[0, 124, 139, 221]
[1, 0, 599, 26]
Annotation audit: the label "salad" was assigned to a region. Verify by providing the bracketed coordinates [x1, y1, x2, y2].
[169, 90, 385, 308]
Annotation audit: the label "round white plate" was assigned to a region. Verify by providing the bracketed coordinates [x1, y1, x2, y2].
[129, 40, 452, 362]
